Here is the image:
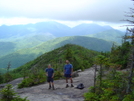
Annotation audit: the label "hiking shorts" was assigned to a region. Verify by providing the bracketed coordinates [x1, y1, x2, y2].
[64, 74, 72, 78]
[47, 77, 54, 82]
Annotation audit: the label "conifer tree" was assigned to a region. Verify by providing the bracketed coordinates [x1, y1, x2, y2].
[65, 45, 73, 62]
[4, 62, 12, 83]
[124, 0, 134, 94]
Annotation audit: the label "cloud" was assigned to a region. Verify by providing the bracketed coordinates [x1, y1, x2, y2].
[0, 0, 133, 23]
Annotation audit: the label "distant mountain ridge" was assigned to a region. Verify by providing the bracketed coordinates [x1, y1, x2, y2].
[0, 21, 70, 39]
[87, 29, 124, 44]
[0, 21, 120, 39]
[71, 23, 113, 36]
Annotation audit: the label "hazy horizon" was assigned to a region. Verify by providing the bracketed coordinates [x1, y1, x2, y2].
[0, 0, 133, 31]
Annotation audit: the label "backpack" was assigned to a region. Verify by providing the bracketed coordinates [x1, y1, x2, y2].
[76, 83, 85, 89]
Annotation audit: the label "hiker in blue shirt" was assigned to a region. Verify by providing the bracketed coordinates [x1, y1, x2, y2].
[45, 64, 55, 90]
[64, 60, 74, 88]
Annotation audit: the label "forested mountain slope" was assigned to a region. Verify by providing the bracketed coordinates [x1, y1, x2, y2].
[0, 36, 111, 69]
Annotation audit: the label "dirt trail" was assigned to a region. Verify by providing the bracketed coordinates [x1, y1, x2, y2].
[1, 67, 95, 101]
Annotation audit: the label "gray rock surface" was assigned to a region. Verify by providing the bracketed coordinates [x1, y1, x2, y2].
[1, 67, 95, 101]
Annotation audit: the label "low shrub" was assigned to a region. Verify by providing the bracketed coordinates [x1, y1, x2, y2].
[0, 84, 29, 101]
[18, 70, 46, 88]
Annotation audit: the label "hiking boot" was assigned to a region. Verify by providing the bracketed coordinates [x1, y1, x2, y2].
[66, 84, 69, 88]
[71, 84, 74, 87]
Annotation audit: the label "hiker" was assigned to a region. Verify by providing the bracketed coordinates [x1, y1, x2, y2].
[45, 64, 55, 90]
[64, 60, 74, 88]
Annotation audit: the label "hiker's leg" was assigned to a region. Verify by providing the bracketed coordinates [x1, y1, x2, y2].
[64, 74, 69, 88]
[47, 77, 51, 89]
[51, 82, 55, 90]
[51, 78, 55, 90]
[66, 78, 68, 83]
[48, 82, 51, 89]
[64, 74, 68, 84]
[70, 77, 73, 83]
[66, 78, 69, 88]
[51, 82, 54, 86]
[70, 77, 74, 87]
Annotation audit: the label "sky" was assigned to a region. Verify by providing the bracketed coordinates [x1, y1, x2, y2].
[0, 0, 133, 30]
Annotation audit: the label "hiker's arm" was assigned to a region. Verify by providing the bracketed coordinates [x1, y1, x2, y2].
[46, 72, 48, 76]
[52, 69, 54, 78]
[64, 66, 66, 73]
[71, 67, 73, 76]
[45, 69, 48, 76]
[52, 73, 54, 78]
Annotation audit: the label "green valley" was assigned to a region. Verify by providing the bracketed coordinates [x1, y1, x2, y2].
[0, 36, 112, 69]
[0, 33, 55, 57]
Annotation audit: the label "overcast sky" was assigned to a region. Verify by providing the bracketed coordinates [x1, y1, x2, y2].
[0, 0, 133, 29]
